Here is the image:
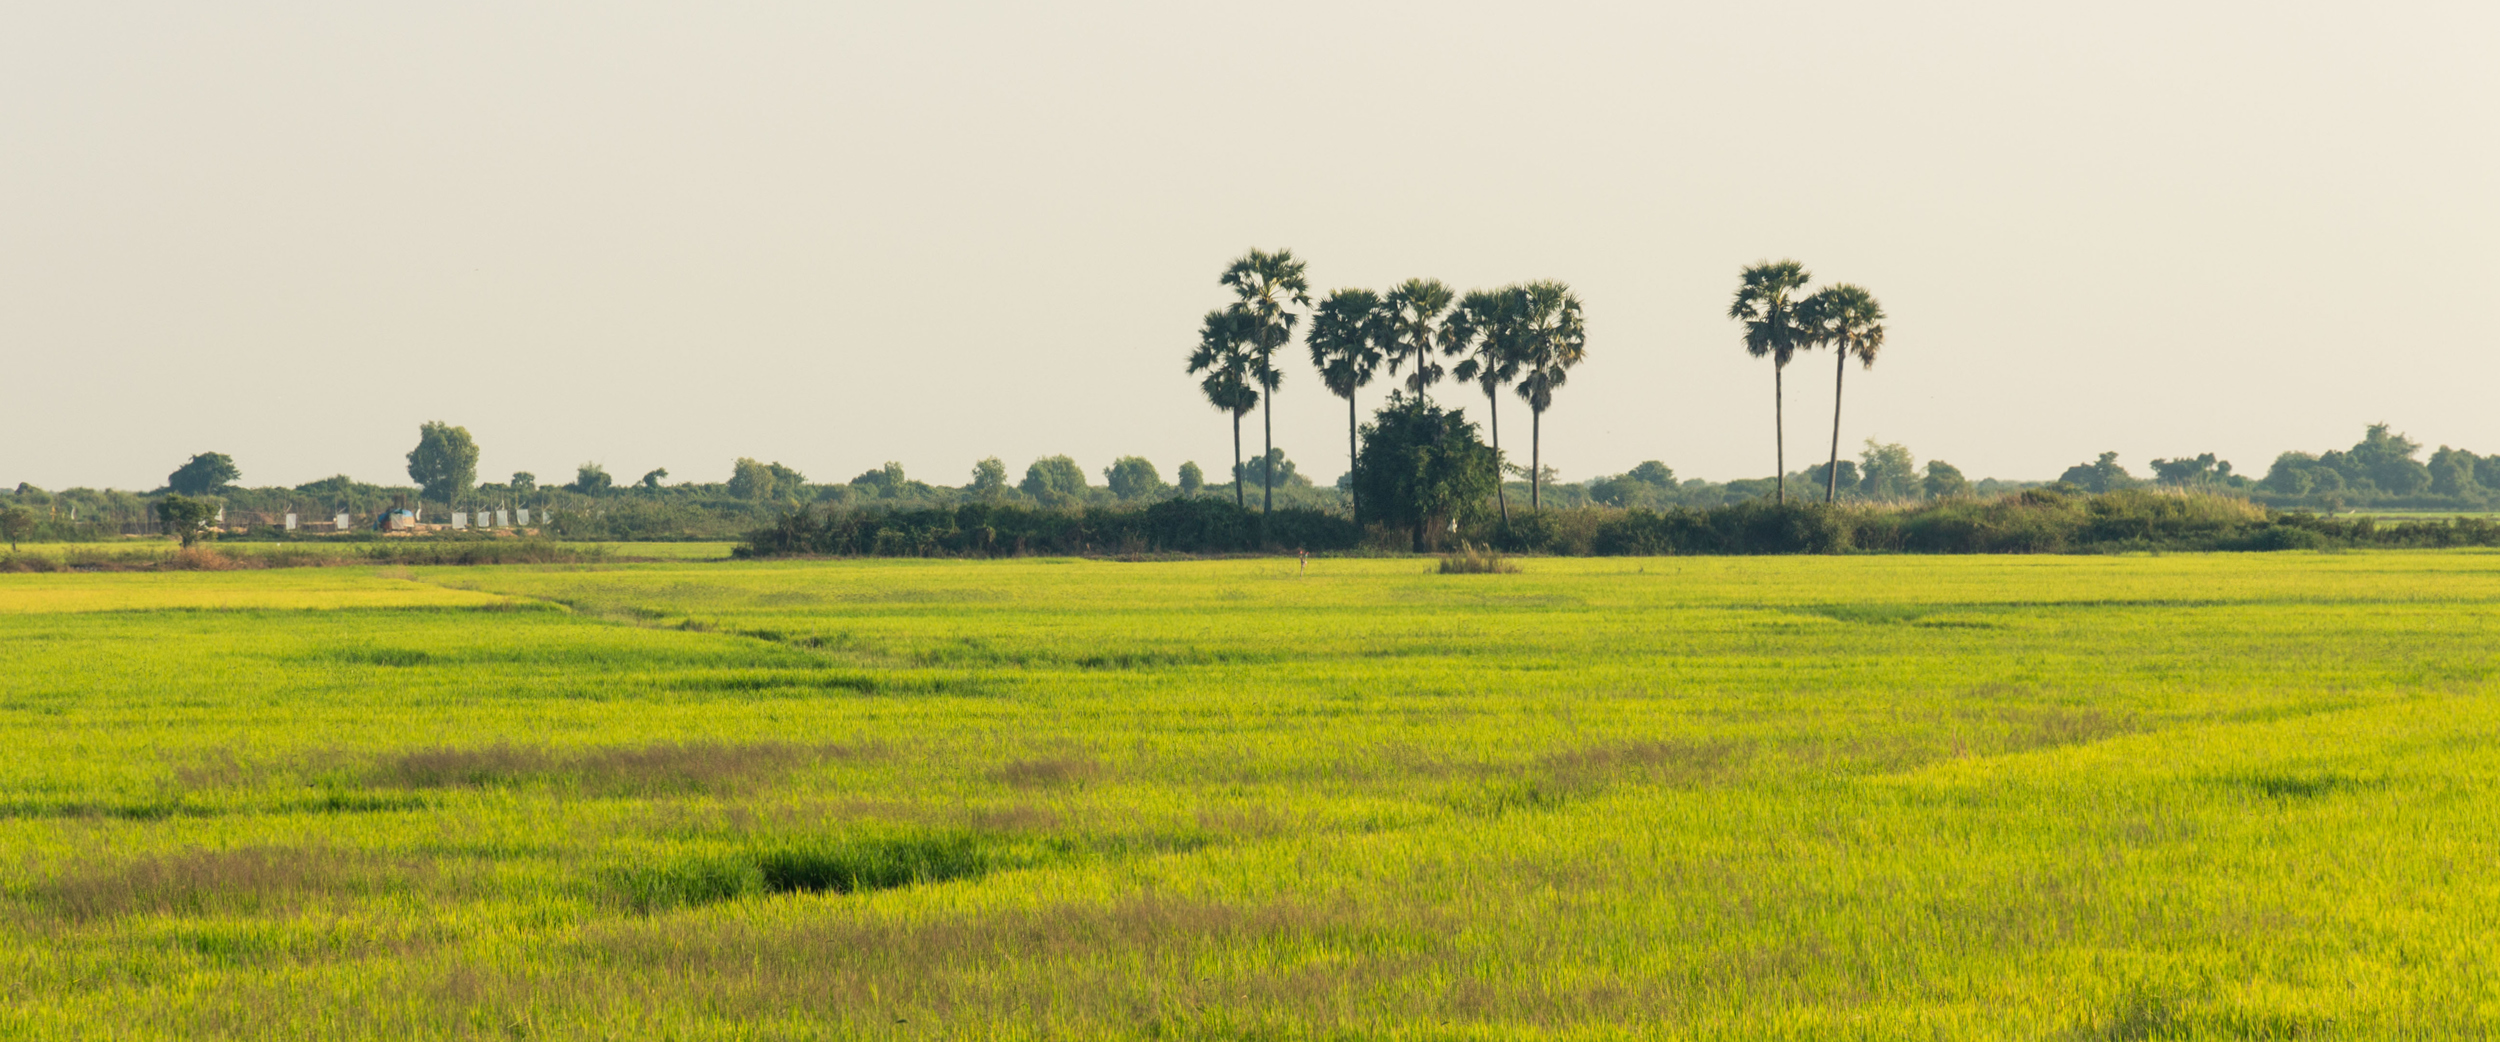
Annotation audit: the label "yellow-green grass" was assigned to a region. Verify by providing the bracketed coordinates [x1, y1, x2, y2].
[3, 553, 2498, 1039]
[1, 539, 738, 563]
[0, 569, 508, 614]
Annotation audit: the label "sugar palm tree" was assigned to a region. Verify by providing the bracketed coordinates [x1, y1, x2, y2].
[1382, 278, 1455, 402]
[1799, 284, 1887, 504]
[1511, 281, 1586, 512]
[1186, 308, 1260, 508]
[1221, 249, 1311, 540]
[1444, 287, 1524, 522]
[1308, 288, 1388, 525]
[1728, 260, 1814, 503]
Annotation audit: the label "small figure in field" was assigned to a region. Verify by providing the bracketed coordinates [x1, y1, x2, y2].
[1298, 547, 1308, 574]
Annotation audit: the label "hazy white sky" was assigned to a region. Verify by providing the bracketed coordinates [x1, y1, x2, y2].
[5, 2, 2495, 491]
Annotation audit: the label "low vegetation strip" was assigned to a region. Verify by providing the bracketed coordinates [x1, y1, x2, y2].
[0, 539, 614, 573]
[734, 488, 2500, 559]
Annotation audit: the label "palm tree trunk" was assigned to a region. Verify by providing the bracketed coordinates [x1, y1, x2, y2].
[1260, 388, 1273, 546]
[1531, 406, 1542, 512]
[1827, 348, 1847, 504]
[1774, 363, 1787, 504]
[1347, 393, 1360, 527]
[1231, 411, 1244, 509]
[1490, 388, 1509, 524]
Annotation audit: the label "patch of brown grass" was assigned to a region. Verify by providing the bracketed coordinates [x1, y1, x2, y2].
[46, 845, 424, 920]
[1437, 542, 1520, 574]
[370, 741, 852, 796]
[1540, 738, 1747, 789]
[993, 755, 1106, 790]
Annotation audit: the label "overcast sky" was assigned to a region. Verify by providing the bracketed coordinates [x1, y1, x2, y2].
[5, 2, 2494, 492]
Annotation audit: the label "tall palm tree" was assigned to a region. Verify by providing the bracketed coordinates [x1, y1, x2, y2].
[1382, 278, 1455, 402]
[1511, 281, 1586, 513]
[1799, 284, 1887, 504]
[1308, 288, 1388, 525]
[1444, 287, 1524, 522]
[1186, 308, 1260, 508]
[1221, 249, 1311, 539]
[1728, 260, 1814, 503]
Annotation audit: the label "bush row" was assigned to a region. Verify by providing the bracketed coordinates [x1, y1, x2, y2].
[738, 489, 2500, 559]
[1495, 489, 2500, 555]
[734, 499, 1364, 558]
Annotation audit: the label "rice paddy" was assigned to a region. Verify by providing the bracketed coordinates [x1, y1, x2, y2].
[3, 551, 2497, 1039]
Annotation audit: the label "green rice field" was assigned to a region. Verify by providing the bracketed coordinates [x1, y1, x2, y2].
[4, 551, 2498, 1039]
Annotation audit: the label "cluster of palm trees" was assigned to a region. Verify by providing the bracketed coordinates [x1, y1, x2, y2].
[1187, 249, 1588, 533]
[1185, 250, 1888, 531]
[1728, 260, 1887, 504]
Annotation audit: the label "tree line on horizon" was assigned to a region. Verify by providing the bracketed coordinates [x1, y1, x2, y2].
[12, 418, 2490, 552]
[8, 238, 2500, 548]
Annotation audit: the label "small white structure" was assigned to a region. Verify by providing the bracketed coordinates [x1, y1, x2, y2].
[283, 513, 297, 531]
[334, 513, 350, 531]
[515, 508, 530, 525]
[451, 512, 468, 530]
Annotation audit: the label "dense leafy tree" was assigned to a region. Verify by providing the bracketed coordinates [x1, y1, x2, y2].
[639, 468, 669, 491]
[2148, 453, 2242, 488]
[2347, 424, 2430, 494]
[510, 472, 537, 493]
[850, 462, 910, 498]
[1222, 249, 1311, 537]
[1806, 460, 1861, 493]
[1922, 460, 1971, 499]
[1186, 308, 1261, 508]
[405, 422, 479, 503]
[166, 452, 240, 496]
[1730, 261, 1815, 504]
[1232, 449, 1310, 488]
[1798, 284, 1887, 504]
[1445, 288, 1524, 521]
[728, 458, 779, 500]
[1588, 461, 1678, 508]
[1510, 281, 1587, 512]
[155, 493, 219, 548]
[1104, 457, 1166, 501]
[2058, 451, 2137, 493]
[2429, 447, 2483, 498]
[1177, 461, 1205, 496]
[2259, 452, 2318, 495]
[571, 463, 614, 495]
[2259, 426, 2438, 502]
[1382, 278, 1455, 401]
[1856, 440, 1919, 500]
[0, 506, 33, 550]
[1020, 455, 1088, 507]
[1307, 287, 1388, 524]
[1355, 398, 1501, 553]
[969, 457, 1009, 499]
